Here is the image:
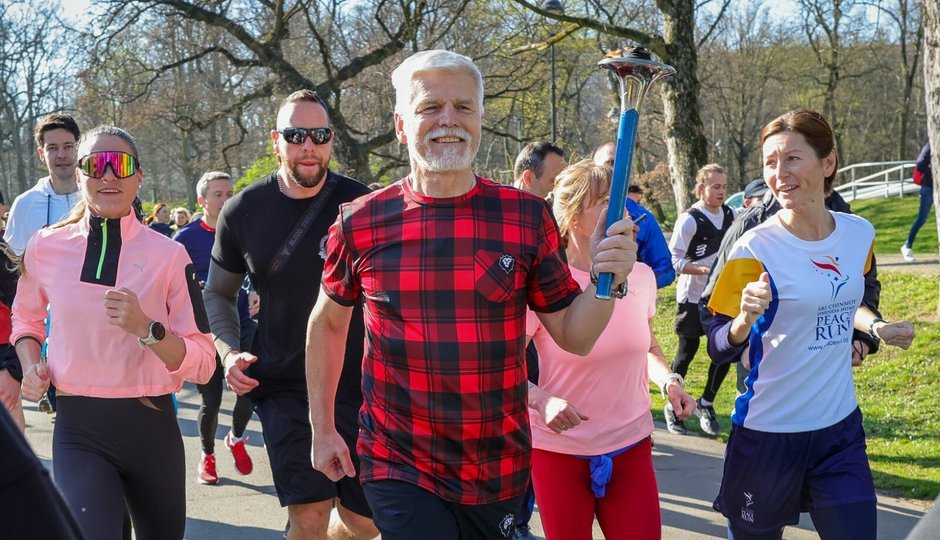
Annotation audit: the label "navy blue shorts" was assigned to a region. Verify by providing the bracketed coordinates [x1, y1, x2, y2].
[253, 392, 370, 516]
[715, 407, 875, 535]
[364, 480, 524, 540]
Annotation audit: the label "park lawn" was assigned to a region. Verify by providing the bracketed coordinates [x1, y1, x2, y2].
[850, 194, 937, 255]
[647, 194, 940, 500]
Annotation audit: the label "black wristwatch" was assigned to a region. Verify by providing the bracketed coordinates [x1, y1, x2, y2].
[138, 321, 167, 348]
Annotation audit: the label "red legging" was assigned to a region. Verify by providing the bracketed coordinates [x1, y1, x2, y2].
[531, 437, 661, 540]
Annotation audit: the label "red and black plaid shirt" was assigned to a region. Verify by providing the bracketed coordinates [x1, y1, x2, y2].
[321, 176, 580, 505]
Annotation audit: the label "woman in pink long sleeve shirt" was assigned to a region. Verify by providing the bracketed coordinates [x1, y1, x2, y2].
[13, 125, 215, 540]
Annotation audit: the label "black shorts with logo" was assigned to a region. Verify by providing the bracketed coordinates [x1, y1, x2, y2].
[364, 480, 525, 539]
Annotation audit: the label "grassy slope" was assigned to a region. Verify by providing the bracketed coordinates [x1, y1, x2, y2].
[648, 195, 939, 500]
[850, 195, 938, 255]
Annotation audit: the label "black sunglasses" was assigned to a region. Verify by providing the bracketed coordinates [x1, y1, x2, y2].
[278, 127, 334, 145]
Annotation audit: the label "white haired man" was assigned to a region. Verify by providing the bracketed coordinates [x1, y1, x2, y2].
[306, 50, 638, 539]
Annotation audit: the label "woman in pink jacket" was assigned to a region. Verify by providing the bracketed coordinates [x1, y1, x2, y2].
[13, 125, 215, 540]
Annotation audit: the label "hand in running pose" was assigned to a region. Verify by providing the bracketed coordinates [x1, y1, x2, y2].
[311, 430, 356, 482]
[21, 362, 51, 402]
[104, 288, 152, 338]
[224, 351, 260, 395]
[666, 381, 697, 420]
[870, 320, 915, 350]
[527, 383, 590, 434]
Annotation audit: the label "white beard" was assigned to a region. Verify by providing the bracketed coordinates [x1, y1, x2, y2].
[410, 127, 476, 172]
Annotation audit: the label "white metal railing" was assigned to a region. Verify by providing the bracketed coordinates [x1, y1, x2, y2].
[834, 161, 917, 201]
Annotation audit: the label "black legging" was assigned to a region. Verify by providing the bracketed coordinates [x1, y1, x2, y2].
[671, 335, 700, 377]
[54, 394, 185, 540]
[671, 336, 730, 402]
[197, 357, 253, 454]
[701, 360, 730, 403]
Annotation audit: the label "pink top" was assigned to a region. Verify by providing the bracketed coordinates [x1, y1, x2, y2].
[12, 211, 215, 397]
[526, 262, 657, 455]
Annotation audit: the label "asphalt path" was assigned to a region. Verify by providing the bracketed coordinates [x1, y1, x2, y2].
[22, 384, 930, 539]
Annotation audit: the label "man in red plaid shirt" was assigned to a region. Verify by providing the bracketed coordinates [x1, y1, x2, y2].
[306, 49, 637, 539]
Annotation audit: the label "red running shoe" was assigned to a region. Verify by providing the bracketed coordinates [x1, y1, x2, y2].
[198, 453, 219, 485]
[225, 432, 253, 475]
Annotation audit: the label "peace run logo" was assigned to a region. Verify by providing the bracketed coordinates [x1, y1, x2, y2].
[811, 256, 850, 301]
[811, 255, 855, 348]
[741, 491, 756, 523]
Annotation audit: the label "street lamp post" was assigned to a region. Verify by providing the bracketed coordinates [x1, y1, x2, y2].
[541, 0, 564, 143]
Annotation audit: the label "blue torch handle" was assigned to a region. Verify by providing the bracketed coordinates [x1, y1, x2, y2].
[595, 109, 639, 300]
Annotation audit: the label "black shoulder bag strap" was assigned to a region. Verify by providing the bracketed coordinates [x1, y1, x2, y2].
[265, 173, 339, 278]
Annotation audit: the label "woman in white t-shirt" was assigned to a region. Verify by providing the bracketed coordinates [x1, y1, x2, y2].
[707, 109, 914, 540]
[525, 160, 695, 540]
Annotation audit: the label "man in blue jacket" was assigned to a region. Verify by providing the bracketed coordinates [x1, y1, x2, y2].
[593, 142, 675, 288]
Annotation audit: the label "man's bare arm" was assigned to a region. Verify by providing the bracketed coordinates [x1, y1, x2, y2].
[306, 287, 357, 481]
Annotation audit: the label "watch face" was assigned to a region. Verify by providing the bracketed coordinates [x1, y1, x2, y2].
[151, 322, 166, 341]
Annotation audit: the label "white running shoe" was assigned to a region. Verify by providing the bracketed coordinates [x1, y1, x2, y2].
[901, 244, 915, 262]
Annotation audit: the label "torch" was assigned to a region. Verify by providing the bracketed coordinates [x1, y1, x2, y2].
[595, 46, 675, 300]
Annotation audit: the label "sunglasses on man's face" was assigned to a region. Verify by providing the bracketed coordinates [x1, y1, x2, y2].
[278, 127, 334, 146]
[78, 151, 141, 179]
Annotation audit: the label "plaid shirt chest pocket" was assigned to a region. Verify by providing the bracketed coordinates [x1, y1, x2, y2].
[473, 249, 526, 303]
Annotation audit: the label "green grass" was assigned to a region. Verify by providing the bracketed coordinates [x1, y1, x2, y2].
[647, 196, 940, 500]
[850, 195, 937, 255]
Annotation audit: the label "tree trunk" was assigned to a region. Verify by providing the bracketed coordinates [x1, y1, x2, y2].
[12, 123, 29, 194]
[923, 0, 940, 313]
[181, 128, 197, 209]
[660, 0, 709, 213]
[897, 0, 923, 160]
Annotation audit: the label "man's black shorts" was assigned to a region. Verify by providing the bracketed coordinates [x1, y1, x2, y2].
[364, 480, 524, 539]
[674, 300, 705, 338]
[253, 391, 370, 516]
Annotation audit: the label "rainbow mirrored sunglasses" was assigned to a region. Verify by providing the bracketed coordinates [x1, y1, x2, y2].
[277, 127, 334, 145]
[78, 151, 141, 179]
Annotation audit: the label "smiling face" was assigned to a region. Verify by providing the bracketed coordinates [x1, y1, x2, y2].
[395, 69, 482, 175]
[78, 135, 142, 219]
[762, 131, 834, 211]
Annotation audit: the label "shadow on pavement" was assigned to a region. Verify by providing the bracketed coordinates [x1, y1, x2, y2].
[185, 518, 279, 540]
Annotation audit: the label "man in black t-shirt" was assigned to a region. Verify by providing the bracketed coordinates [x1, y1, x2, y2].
[203, 90, 377, 540]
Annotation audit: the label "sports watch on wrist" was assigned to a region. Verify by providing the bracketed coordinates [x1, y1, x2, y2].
[138, 321, 167, 348]
[868, 317, 885, 341]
